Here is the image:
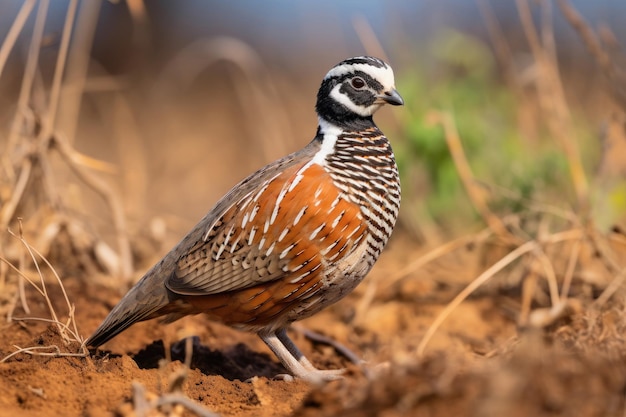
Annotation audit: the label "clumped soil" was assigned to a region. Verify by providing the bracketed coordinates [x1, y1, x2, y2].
[2, 233, 626, 417]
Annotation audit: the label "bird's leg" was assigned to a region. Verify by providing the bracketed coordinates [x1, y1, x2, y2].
[276, 327, 318, 371]
[258, 328, 344, 383]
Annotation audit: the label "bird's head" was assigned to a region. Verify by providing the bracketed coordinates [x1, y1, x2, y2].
[316, 56, 403, 130]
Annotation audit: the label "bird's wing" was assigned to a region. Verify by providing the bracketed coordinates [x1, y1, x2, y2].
[165, 139, 366, 297]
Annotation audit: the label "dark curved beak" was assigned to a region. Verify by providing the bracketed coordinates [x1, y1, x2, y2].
[378, 88, 404, 106]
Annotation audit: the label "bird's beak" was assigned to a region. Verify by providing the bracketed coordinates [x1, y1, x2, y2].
[377, 88, 404, 106]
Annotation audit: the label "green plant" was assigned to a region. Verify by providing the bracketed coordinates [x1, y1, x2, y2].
[396, 28, 582, 237]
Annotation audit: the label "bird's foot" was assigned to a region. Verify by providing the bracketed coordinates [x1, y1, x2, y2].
[275, 367, 344, 384]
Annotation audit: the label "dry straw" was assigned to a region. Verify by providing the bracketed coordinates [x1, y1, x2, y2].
[0, 224, 86, 363]
[0, 0, 133, 282]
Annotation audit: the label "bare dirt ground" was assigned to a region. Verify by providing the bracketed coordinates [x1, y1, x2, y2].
[3, 228, 626, 417]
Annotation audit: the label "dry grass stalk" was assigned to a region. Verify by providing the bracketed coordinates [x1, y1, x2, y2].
[352, 14, 390, 64]
[0, 230, 86, 363]
[593, 268, 626, 308]
[4, 0, 48, 158]
[354, 227, 496, 327]
[426, 110, 516, 242]
[532, 247, 560, 307]
[417, 240, 537, 358]
[10, 228, 81, 341]
[55, 0, 102, 146]
[556, 0, 626, 109]
[518, 269, 539, 326]
[125, 381, 220, 417]
[16, 220, 30, 315]
[416, 228, 584, 357]
[515, 0, 589, 208]
[0, 0, 36, 81]
[560, 237, 581, 299]
[476, 0, 521, 92]
[0, 0, 133, 282]
[51, 131, 133, 279]
[1, 345, 85, 363]
[0, 0, 48, 233]
[379, 226, 493, 293]
[46, 0, 79, 132]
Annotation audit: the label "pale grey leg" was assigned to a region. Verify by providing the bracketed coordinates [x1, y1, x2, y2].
[258, 328, 344, 383]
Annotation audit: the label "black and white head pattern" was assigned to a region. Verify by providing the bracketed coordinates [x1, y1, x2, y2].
[316, 56, 402, 130]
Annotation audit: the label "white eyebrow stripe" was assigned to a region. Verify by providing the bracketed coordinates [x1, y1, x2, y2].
[324, 63, 394, 90]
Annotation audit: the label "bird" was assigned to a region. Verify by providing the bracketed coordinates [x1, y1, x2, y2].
[86, 56, 403, 383]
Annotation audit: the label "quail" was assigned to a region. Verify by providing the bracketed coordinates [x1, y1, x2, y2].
[86, 56, 404, 383]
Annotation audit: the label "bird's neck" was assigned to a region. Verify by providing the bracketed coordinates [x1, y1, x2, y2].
[312, 117, 391, 168]
[315, 116, 380, 141]
[316, 111, 376, 132]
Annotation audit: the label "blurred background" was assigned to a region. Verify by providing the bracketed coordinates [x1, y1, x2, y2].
[1, 0, 626, 279]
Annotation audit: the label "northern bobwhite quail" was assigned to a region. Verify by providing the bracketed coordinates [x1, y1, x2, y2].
[86, 56, 403, 383]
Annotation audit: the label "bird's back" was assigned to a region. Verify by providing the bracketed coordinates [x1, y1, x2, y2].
[85, 141, 321, 347]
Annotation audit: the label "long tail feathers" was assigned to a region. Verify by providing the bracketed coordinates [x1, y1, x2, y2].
[86, 220, 207, 348]
[86, 284, 170, 348]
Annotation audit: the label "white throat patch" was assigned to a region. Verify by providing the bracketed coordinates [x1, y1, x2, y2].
[312, 118, 342, 166]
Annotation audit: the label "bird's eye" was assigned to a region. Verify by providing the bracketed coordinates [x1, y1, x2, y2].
[351, 77, 366, 89]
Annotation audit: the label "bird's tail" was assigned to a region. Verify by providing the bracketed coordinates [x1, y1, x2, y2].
[85, 273, 171, 348]
[86, 215, 209, 348]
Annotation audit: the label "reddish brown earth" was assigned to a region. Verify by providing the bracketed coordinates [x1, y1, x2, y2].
[2, 230, 626, 417]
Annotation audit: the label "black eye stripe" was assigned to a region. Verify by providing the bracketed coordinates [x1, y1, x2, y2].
[338, 83, 377, 106]
[328, 71, 384, 92]
[355, 71, 383, 91]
